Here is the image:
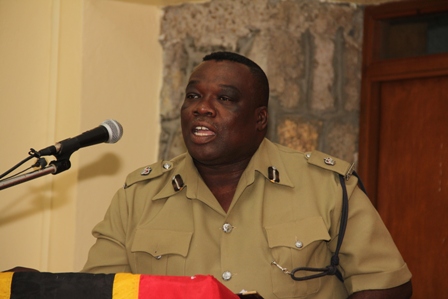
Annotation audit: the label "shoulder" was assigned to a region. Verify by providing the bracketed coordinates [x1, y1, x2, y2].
[266, 140, 354, 180]
[303, 150, 355, 180]
[124, 153, 188, 189]
[300, 150, 360, 196]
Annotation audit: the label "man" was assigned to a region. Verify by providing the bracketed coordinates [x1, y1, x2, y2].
[83, 52, 412, 298]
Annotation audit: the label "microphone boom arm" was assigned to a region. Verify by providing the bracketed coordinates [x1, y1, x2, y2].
[0, 158, 72, 191]
[0, 164, 56, 191]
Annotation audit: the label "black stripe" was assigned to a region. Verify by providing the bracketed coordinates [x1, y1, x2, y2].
[10, 272, 115, 299]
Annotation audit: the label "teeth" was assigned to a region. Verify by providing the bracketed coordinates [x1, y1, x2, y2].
[195, 132, 208, 136]
[195, 126, 209, 131]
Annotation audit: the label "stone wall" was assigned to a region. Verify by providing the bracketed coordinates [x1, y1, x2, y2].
[158, 0, 363, 165]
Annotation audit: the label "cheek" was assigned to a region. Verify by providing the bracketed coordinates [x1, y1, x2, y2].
[233, 112, 256, 128]
[222, 119, 253, 142]
[180, 106, 191, 123]
[180, 102, 188, 115]
[180, 99, 195, 114]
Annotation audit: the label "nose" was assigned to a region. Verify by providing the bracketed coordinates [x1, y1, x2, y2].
[193, 97, 216, 117]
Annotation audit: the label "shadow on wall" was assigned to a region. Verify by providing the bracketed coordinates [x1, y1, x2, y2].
[78, 152, 122, 181]
[0, 153, 121, 226]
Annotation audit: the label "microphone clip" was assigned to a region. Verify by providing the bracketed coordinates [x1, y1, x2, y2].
[28, 148, 42, 158]
[48, 142, 78, 174]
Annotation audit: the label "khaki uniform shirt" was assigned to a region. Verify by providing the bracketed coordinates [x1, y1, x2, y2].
[83, 139, 411, 299]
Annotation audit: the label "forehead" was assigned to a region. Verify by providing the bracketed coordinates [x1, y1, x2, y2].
[187, 60, 254, 87]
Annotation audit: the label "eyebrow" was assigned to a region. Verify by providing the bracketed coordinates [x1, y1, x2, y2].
[218, 84, 241, 96]
[185, 80, 199, 89]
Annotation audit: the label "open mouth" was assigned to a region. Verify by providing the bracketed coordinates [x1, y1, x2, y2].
[193, 126, 216, 137]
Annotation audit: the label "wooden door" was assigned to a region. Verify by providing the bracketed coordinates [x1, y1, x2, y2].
[359, 1, 448, 298]
[378, 76, 448, 297]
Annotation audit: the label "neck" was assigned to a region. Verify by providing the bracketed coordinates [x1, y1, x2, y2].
[194, 158, 251, 212]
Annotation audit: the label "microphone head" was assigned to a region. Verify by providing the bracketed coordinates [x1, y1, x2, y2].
[101, 119, 123, 143]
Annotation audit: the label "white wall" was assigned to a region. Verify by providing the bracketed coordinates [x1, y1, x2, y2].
[0, 0, 162, 272]
[73, 0, 163, 271]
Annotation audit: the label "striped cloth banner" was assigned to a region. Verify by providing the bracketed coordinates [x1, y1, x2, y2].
[0, 272, 241, 299]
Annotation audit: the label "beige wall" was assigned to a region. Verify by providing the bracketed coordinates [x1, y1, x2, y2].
[0, 0, 162, 272]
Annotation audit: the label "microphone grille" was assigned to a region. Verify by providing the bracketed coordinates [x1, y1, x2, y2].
[101, 119, 123, 144]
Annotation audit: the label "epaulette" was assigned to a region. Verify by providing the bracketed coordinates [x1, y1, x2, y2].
[123, 160, 175, 189]
[304, 150, 355, 181]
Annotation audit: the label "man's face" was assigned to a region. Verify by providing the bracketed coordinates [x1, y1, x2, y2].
[181, 60, 267, 166]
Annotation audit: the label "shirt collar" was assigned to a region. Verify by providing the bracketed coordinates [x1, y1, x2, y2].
[239, 138, 294, 188]
[152, 138, 294, 203]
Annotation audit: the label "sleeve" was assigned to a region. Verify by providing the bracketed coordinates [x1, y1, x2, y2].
[338, 184, 412, 295]
[81, 187, 132, 273]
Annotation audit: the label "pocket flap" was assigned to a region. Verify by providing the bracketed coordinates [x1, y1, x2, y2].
[265, 217, 330, 249]
[131, 229, 193, 258]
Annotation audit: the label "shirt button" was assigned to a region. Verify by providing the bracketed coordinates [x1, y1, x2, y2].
[155, 255, 162, 260]
[295, 241, 303, 248]
[222, 223, 233, 233]
[222, 271, 232, 281]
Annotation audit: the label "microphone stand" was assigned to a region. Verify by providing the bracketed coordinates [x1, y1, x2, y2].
[0, 165, 57, 190]
[0, 155, 72, 191]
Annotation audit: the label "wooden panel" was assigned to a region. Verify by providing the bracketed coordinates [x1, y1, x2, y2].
[377, 76, 448, 298]
[367, 54, 448, 81]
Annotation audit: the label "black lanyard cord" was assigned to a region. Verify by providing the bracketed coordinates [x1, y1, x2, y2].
[289, 175, 348, 282]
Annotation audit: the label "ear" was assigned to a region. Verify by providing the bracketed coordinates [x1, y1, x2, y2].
[255, 106, 268, 131]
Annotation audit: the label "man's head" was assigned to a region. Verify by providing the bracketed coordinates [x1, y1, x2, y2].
[202, 52, 270, 107]
[181, 51, 269, 166]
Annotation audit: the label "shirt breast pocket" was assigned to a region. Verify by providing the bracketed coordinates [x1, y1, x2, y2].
[131, 229, 193, 275]
[265, 217, 331, 298]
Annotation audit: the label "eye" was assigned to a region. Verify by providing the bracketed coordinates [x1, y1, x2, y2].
[218, 95, 232, 102]
[186, 93, 200, 100]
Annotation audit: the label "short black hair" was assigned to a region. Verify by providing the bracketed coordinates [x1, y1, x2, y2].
[203, 51, 269, 107]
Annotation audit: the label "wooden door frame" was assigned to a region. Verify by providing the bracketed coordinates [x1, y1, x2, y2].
[359, 0, 448, 205]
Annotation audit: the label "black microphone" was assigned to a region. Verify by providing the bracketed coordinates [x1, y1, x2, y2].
[38, 119, 123, 157]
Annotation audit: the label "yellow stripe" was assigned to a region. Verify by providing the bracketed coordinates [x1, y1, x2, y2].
[112, 273, 140, 299]
[0, 272, 14, 299]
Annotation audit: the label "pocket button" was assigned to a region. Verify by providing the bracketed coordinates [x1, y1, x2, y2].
[222, 271, 232, 281]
